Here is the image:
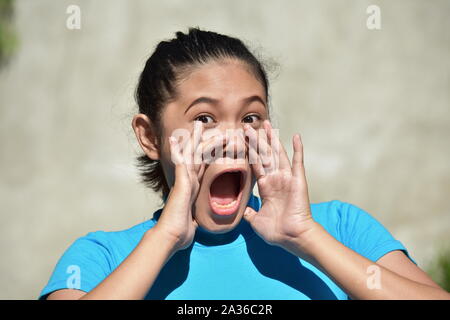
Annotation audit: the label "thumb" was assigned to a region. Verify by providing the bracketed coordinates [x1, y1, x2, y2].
[243, 206, 258, 224]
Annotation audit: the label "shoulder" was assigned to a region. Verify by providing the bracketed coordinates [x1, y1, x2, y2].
[74, 216, 158, 254]
[310, 199, 352, 235]
[55, 214, 159, 271]
[38, 216, 159, 299]
[311, 200, 411, 262]
[311, 199, 377, 223]
[311, 199, 363, 216]
[310, 199, 385, 244]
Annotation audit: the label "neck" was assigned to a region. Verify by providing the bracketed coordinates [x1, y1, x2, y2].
[193, 217, 254, 246]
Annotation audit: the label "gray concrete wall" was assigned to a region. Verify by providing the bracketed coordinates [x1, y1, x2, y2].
[0, 0, 448, 299]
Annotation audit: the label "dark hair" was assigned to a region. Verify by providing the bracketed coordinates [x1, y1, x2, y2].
[134, 27, 270, 199]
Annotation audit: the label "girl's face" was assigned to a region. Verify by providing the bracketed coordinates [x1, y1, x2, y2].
[159, 59, 268, 233]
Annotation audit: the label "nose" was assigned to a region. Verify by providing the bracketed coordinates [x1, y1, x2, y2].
[202, 123, 248, 163]
[223, 127, 246, 161]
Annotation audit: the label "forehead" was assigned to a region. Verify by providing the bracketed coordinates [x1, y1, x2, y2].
[175, 59, 266, 103]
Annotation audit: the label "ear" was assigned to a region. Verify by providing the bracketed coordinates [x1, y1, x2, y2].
[131, 114, 160, 160]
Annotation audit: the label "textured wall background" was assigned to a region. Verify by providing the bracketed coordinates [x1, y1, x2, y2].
[0, 0, 448, 299]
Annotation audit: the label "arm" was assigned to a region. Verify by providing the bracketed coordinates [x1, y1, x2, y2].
[243, 121, 450, 300]
[286, 223, 450, 300]
[48, 227, 178, 300]
[48, 123, 207, 300]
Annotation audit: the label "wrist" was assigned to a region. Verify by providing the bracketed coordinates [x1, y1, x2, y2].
[143, 226, 180, 257]
[280, 221, 328, 260]
[169, 182, 195, 209]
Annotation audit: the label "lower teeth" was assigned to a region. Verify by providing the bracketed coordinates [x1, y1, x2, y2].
[213, 200, 237, 208]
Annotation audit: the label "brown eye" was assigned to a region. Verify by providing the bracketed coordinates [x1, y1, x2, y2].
[242, 114, 261, 124]
[195, 115, 215, 124]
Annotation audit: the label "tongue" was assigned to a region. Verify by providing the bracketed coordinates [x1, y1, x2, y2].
[210, 172, 240, 205]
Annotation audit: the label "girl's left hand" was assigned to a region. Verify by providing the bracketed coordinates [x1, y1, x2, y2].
[243, 120, 318, 250]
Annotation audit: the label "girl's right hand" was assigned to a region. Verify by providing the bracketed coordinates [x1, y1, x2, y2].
[153, 121, 207, 252]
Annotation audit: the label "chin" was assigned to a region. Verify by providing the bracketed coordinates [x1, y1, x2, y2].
[193, 161, 252, 233]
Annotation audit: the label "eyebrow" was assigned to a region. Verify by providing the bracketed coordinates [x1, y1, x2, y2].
[184, 95, 266, 114]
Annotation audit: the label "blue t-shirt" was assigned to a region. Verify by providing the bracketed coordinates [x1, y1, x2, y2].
[39, 194, 414, 300]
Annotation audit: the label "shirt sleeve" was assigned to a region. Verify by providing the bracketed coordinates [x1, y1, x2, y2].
[38, 231, 113, 300]
[334, 200, 416, 264]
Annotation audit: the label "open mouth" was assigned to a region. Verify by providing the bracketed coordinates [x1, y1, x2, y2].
[209, 169, 245, 216]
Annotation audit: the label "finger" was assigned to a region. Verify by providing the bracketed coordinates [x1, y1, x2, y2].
[291, 133, 305, 178]
[183, 124, 202, 172]
[193, 134, 214, 176]
[169, 136, 184, 165]
[262, 121, 280, 173]
[244, 124, 269, 159]
[257, 129, 273, 167]
[192, 121, 204, 171]
[263, 120, 291, 172]
[244, 124, 266, 177]
[197, 162, 206, 181]
[243, 206, 269, 236]
[262, 120, 275, 146]
[243, 206, 258, 224]
[254, 123, 277, 174]
[248, 140, 266, 180]
[193, 120, 203, 145]
[183, 134, 194, 166]
[169, 136, 189, 181]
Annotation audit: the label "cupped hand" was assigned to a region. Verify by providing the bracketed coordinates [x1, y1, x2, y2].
[243, 120, 318, 249]
[154, 121, 207, 251]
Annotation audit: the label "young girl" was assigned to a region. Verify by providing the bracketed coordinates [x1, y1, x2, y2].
[39, 28, 449, 300]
